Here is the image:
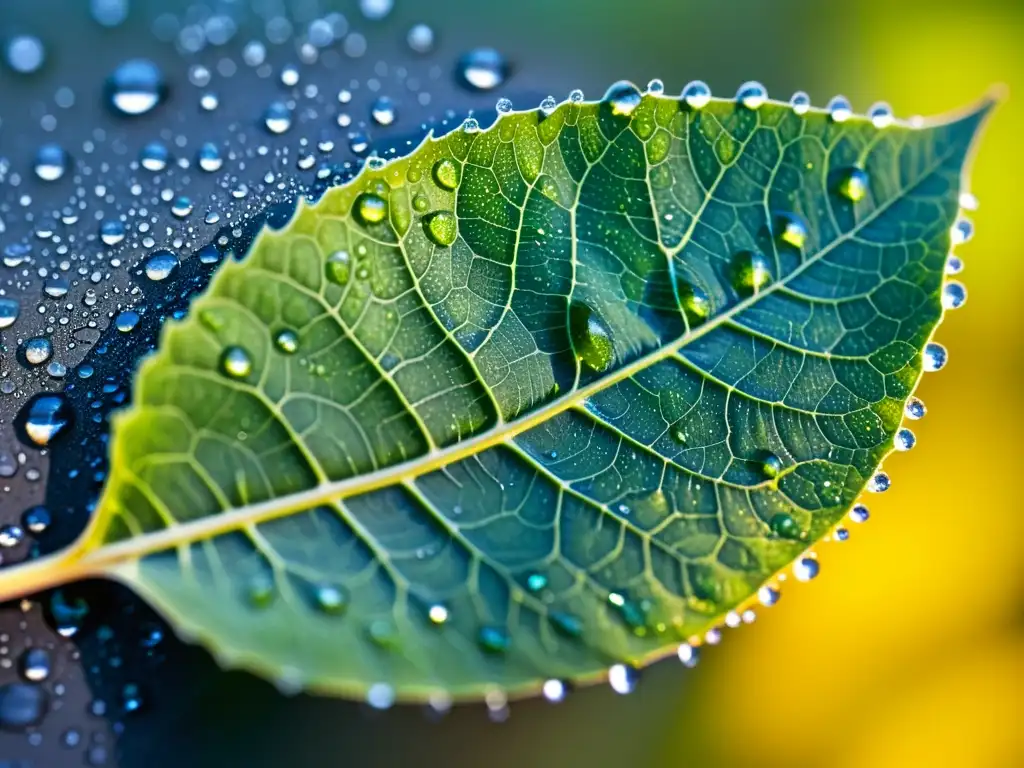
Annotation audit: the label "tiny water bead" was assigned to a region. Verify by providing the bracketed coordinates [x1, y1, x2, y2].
[424, 211, 457, 246]
[21, 336, 53, 366]
[646, 78, 665, 94]
[569, 301, 615, 372]
[355, 193, 388, 225]
[0, 297, 20, 329]
[432, 158, 460, 191]
[22, 506, 51, 535]
[313, 584, 348, 615]
[827, 95, 853, 122]
[100, 219, 126, 245]
[34, 143, 69, 181]
[371, 96, 397, 126]
[428, 604, 449, 624]
[144, 249, 179, 281]
[758, 585, 781, 606]
[770, 512, 801, 539]
[951, 217, 975, 245]
[526, 573, 548, 592]
[946, 257, 964, 277]
[18, 648, 51, 683]
[602, 80, 643, 117]
[849, 504, 870, 523]
[789, 91, 811, 115]
[407, 23, 435, 54]
[495, 97, 513, 114]
[106, 58, 166, 116]
[220, 346, 254, 379]
[115, 310, 140, 333]
[456, 48, 508, 91]
[867, 472, 891, 493]
[731, 250, 771, 292]
[17, 393, 74, 447]
[736, 81, 767, 110]
[326, 250, 352, 285]
[869, 102, 894, 128]
[922, 342, 948, 372]
[197, 142, 224, 172]
[274, 329, 299, 354]
[608, 663, 640, 695]
[761, 452, 783, 479]
[677, 643, 700, 668]
[904, 397, 927, 420]
[837, 167, 869, 202]
[894, 428, 916, 451]
[366, 683, 395, 710]
[477, 626, 510, 654]
[793, 556, 820, 582]
[681, 80, 711, 110]
[0, 524, 25, 548]
[246, 574, 276, 608]
[140, 141, 169, 171]
[6, 35, 45, 74]
[263, 101, 293, 134]
[542, 679, 567, 703]
[941, 281, 967, 310]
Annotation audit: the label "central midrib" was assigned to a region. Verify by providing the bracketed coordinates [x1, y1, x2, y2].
[83, 129, 958, 573]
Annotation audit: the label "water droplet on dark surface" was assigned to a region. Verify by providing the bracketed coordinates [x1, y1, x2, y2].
[106, 58, 166, 116]
[456, 48, 508, 91]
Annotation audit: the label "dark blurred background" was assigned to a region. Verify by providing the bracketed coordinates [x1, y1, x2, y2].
[0, 1, 1021, 766]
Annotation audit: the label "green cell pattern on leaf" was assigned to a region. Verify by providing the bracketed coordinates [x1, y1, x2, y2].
[94, 86, 988, 700]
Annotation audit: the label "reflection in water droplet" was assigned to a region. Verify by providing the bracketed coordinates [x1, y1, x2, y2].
[197, 142, 223, 172]
[569, 301, 614, 372]
[794, 556, 819, 581]
[681, 80, 711, 110]
[432, 158, 460, 191]
[171, 196, 193, 218]
[837, 167, 869, 202]
[608, 663, 639, 695]
[869, 102, 894, 128]
[106, 59, 166, 116]
[646, 78, 664, 94]
[922, 342, 947, 372]
[115, 310, 139, 333]
[495, 97, 513, 114]
[424, 211, 457, 246]
[904, 397, 926, 420]
[867, 472, 890, 493]
[0, 524, 24, 548]
[735, 81, 767, 110]
[356, 193, 388, 225]
[941, 281, 967, 310]
[274, 329, 299, 354]
[220, 346, 253, 379]
[775, 212, 808, 250]
[144, 249, 178, 281]
[246, 574, 275, 608]
[22, 506, 51, 535]
[677, 280, 711, 324]
[894, 428, 916, 451]
[602, 80, 642, 116]
[731, 250, 771, 292]
[17, 393, 73, 447]
[366, 682, 395, 710]
[951, 217, 974, 245]
[456, 48, 508, 91]
[100, 220, 125, 245]
[761, 452, 783, 479]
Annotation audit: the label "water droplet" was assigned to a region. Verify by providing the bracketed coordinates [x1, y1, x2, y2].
[602, 80, 642, 116]
[790, 91, 811, 115]
[106, 59, 166, 116]
[837, 167, 869, 202]
[366, 682, 395, 710]
[681, 80, 711, 110]
[549, 611, 583, 638]
[246, 574, 275, 608]
[313, 583, 348, 614]
[18, 648, 51, 683]
[0, 523, 24, 548]
[495, 97, 513, 114]
[0, 297, 20, 329]
[91, 0, 128, 27]
[769, 512, 801, 539]
[360, 0, 393, 20]
[371, 96, 397, 126]
[428, 604, 449, 624]
[0, 683, 48, 730]
[951, 217, 974, 245]
[140, 141, 169, 171]
[793, 556, 820, 581]
[849, 504, 870, 523]
[34, 143, 68, 181]
[758, 585, 781, 606]
[100, 220, 125, 246]
[761, 452, 783, 479]
[867, 472, 890, 493]
[477, 626, 510, 654]
[677, 643, 700, 668]
[220, 346, 253, 379]
[200, 92, 219, 111]
[115, 310, 139, 333]
[526, 572, 548, 592]
[569, 88, 584, 103]
[835, 527, 850, 542]
[731, 250, 771, 292]
[569, 301, 614, 372]
[49, 590, 89, 638]
[456, 48, 508, 91]
[21, 336, 53, 366]
[827, 95, 852, 122]
[608, 663, 639, 695]
[274, 329, 299, 354]
[356, 193, 388, 225]
[6, 35, 45, 74]
[941, 281, 967, 310]
[197, 142, 223, 172]
[542, 679, 567, 703]
[869, 102, 894, 128]
[263, 101, 293, 134]
[736, 81, 767, 110]
[904, 397, 926, 420]
[922, 342, 947, 372]
[326, 250, 352, 286]
[946, 256, 965, 275]
[646, 78, 665, 94]
[775, 212, 808, 249]
[432, 158, 460, 191]
[171, 196, 194, 218]
[424, 211, 457, 246]
[144, 249, 178, 281]
[22, 506, 51, 535]
[894, 428, 916, 451]
[407, 24, 434, 54]
[121, 683, 143, 714]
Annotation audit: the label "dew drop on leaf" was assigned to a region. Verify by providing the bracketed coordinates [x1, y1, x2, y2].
[313, 583, 348, 615]
[274, 329, 299, 355]
[114, 310, 139, 333]
[34, 143, 68, 182]
[424, 211, 457, 246]
[770, 512, 801, 539]
[869, 101, 894, 128]
[220, 346, 254, 380]
[793, 556, 820, 581]
[922, 342, 948, 372]
[325, 250, 352, 286]
[355, 192, 388, 225]
[0, 297, 20, 329]
[602, 80, 643, 116]
[837, 166, 869, 202]
[542, 679, 567, 703]
[366, 682, 395, 710]
[677, 643, 700, 668]
[775, 212, 809, 250]
[263, 101, 293, 134]
[246, 574, 276, 608]
[18, 648, 51, 683]
[735, 81, 767, 110]
[549, 611, 583, 638]
[608, 663, 640, 695]
[432, 158, 460, 190]
[681, 80, 711, 110]
[827, 95, 853, 122]
[904, 397, 927, 420]
[894, 428, 916, 451]
[569, 301, 614, 372]
[849, 504, 870, 523]
[677, 280, 712, 324]
[526, 573, 548, 592]
[758, 585, 781, 606]
[477, 626, 510, 654]
[731, 250, 772, 292]
[139, 141, 169, 171]
[197, 142, 223, 172]
[371, 96, 397, 126]
[867, 472, 891, 493]
[761, 452, 784, 479]
[942, 281, 967, 309]
[789, 91, 811, 115]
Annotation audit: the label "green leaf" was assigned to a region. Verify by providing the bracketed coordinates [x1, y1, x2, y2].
[0, 83, 993, 703]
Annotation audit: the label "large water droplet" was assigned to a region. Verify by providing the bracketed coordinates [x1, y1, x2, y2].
[424, 211, 457, 246]
[869, 102, 894, 128]
[139, 141, 169, 171]
[922, 342, 947, 372]
[789, 91, 811, 115]
[144, 249, 178, 281]
[735, 81, 767, 110]
[197, 142, 223, 172]
[775, 212, 809, 250]
[827, 95, 852, 122]
[456, 48, 508, 91]
[677, 280, 712, 324]
[22, 506, 51, 535]
[608, 663, 639, 695]
[794, 556, 820, 581]
[849, 504, 870, 523]
[681, 80, 711, 110]
[274, 329, 299, 354]
[34, 143, 68, 182]
[602, 80, 642, 116]
[761, 452, 783, 479]
[0, 683, 48, 730]
[941, 281, 967, 310]
[432, 158, 460, 191]
[100, 219, 125, 246]
[894, 428, 916, 451]
[904, 397, 926, 420]
[263, 101, 293, 134]
[16, 393, 73, 447]
[356, 193, 388, 225]
[220, 346, 253, 380]
[569, 301, 614, 372]
[837, 167, 869, 202]
[731, 250, 771, 292]
[371, 96, 396, 126]
[867, 472, 890, 493]
[115, 310, 139, 333]
[18, 648, 51, 683]
[106, 59, 166, 116]
[325, 250, 352, 286]
[20, 337, 52, 366]
[0, 297, 20, 329]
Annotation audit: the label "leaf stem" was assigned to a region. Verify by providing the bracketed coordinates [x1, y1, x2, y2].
[0, 546, 95, 604]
